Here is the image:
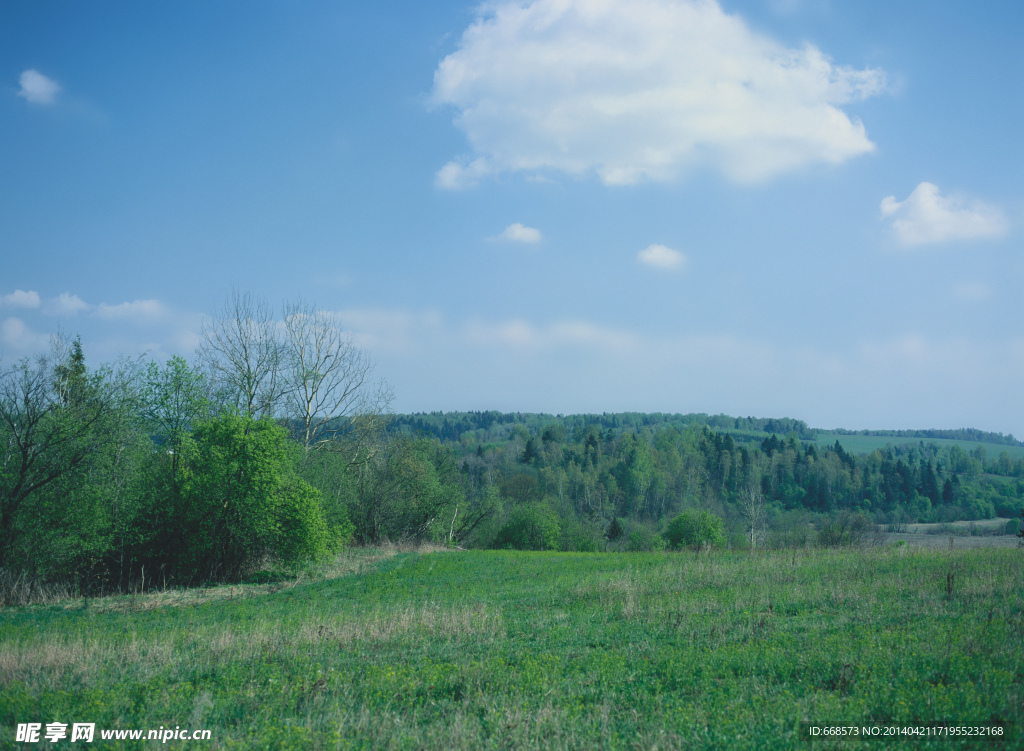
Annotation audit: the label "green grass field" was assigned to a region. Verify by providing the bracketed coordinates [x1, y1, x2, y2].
[810, 433, 1024, 461]
[2, 547, 1022, 749]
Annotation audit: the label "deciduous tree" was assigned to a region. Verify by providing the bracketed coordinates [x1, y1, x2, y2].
[0, 335, 113, 568]
[281, 299, 392, 456]
[198, 291, 285, 419]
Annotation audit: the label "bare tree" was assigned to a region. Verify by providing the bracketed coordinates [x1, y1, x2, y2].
[198, 291, 285, 419]
[741, 459, 767, 550]
[281, 299, 392, 458]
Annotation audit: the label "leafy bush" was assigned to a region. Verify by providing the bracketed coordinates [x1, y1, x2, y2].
[176, 412, 333, 580]
[626, 527, 665, 552]
[817, 510, 877, 547]
[993, 495, 1024, 520]
[491, 503, 561, 551]
[558, 512, 604, 552]
[664, 510, 725, 550]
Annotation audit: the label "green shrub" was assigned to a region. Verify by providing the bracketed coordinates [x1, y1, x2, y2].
[491, 503, 561, 551]
[176, 412, 332, 579]
[626, 527, 665, 552]
[558, 513, 604, 552]
[664, 509, 725, 550]
[817, 510, 875, 547]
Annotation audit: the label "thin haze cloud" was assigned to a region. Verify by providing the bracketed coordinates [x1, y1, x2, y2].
[952, 282, 992, 302]
[17, 69, 61, 105]
[880, 182, 1008, 246]
[95, 299, 167, 320]
[0, 317, 47, 350]
[433, 0, 886, 188]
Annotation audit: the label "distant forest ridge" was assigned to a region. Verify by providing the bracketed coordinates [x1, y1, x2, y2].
[824, 427, 1021, 446]
[388, 411, 1022, 449]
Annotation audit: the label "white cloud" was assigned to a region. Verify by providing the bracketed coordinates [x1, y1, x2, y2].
[436, 158, 493, 190]
[45, 293, 91, 315]
[17, 69, 61, 105]
[637, 243, 687, 270]
[432, 0, 885, 188]
[493, 222, 543, 243]
[1, 290, 41, 309]
[95, 299, 167, 319]
[31, 293, 168, 320]
[880, 182, 1008, 246]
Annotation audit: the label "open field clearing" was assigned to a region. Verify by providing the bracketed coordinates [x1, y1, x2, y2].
[810, 434, 1024, 461]
[885, 534, 1020, 550]
[884, 518, 1022, 550]
[2, 547, 1022, 749]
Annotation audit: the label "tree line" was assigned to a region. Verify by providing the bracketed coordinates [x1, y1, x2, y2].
[0, 293, 475, 599]
[4, 298, 1023, 599]
[395, 411, 1024, 552]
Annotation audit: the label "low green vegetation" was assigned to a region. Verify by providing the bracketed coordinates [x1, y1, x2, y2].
[1, 547, 1021, 749]
[664, 509, 725, 550]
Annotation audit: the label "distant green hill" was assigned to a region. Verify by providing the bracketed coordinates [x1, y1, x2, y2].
[389, 410, 1023, 456]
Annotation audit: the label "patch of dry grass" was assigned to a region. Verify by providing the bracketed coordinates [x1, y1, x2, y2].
[0, 599, 503, 691]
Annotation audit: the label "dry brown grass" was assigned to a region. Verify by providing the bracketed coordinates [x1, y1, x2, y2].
[0, 569, 78, 607]
[0, 600, 503, 689]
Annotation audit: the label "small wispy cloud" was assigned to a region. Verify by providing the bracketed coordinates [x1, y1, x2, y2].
[1, 290, 41, 309]
[880, 182, 1008, 246]
[491, 223, 543, 243]
[17, 69, 61, 105]
[95, 299, 167, 319]
[436, 158, 493, 190]
[637, 244, 687, 270]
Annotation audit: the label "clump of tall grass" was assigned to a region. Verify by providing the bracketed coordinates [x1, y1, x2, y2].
[0, 569, 79, 607]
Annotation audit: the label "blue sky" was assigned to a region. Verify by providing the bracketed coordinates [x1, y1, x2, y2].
[2, 0, 1022, 437]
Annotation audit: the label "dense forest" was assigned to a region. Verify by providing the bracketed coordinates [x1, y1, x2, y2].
[388, 410, 1024, 551]
[2, 296, 1023, 598]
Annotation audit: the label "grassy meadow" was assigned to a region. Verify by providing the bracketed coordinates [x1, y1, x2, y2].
[1, 546, 1022, 749]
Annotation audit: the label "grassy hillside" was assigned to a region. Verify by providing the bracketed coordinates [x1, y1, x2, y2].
[2, 547, 1021, 749]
